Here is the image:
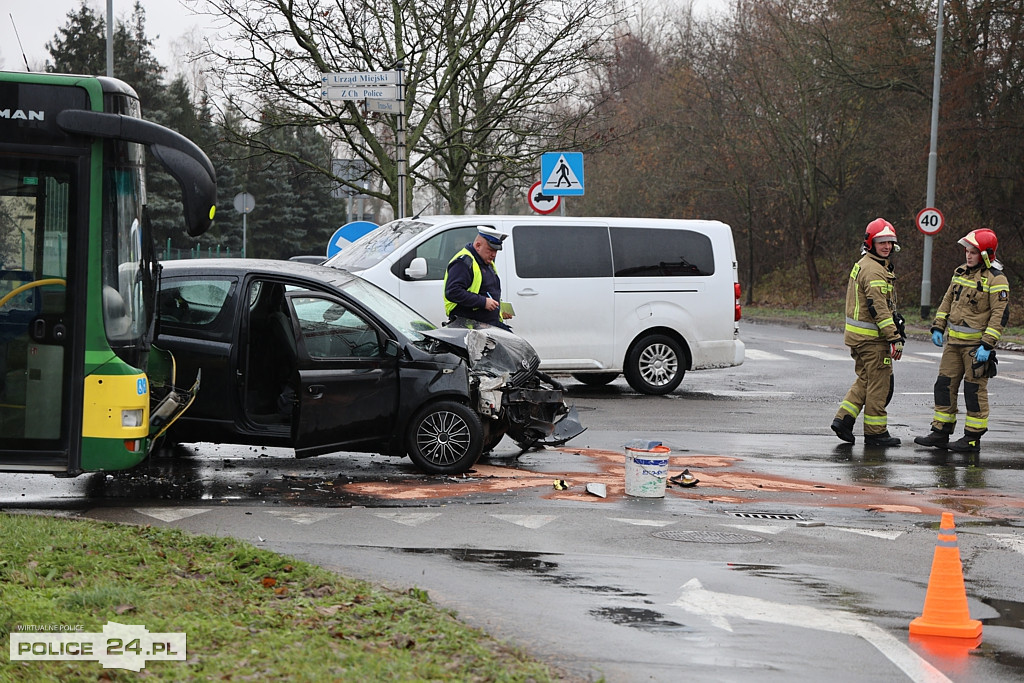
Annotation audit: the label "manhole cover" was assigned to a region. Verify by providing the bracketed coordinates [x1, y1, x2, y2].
[728, 512, 804, 520]
[652, 530, 763, 544]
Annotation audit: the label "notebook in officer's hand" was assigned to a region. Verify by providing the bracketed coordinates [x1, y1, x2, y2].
[500, 301, 515, 318]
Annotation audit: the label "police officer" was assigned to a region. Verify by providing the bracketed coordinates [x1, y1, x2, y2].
[831, 218, 905, 447]
[443, 226, 512, 329]
[914, 229, 1010, 453]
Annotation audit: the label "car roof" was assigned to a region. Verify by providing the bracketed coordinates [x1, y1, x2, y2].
[160, 258, 357, 288]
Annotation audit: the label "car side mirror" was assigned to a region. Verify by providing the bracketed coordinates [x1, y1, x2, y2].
[405, 257, 427, 280]
[384, 338, 401, 358]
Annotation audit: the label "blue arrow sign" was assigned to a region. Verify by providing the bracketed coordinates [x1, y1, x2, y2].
[541, 152, 584, 196]
[328, 221, 379, 257]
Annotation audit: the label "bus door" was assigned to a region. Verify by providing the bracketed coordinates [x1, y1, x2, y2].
[0, 159, 77, 472]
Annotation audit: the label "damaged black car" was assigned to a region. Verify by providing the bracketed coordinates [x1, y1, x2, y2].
[154, 259, 583, 474]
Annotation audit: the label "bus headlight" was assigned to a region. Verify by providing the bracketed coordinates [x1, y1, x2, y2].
[121, 409, 144, 428]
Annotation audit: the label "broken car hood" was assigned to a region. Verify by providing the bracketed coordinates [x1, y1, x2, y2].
[420, 319, 538, 377]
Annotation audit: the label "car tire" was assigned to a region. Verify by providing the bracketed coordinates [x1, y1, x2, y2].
[406, 400, 484, 474]
[571, 372, 619, 387]
[624, 334, 686, 395]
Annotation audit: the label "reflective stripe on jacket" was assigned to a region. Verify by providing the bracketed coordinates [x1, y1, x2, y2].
[931, 264, 1010, 347]
[443, 247, 494, 316]
[844, 253, 900, 347]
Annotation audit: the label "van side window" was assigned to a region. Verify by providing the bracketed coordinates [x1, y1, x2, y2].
[514, 225, 611, 278]
[610, 228, 715, 277]
[391, 226, 479, 281]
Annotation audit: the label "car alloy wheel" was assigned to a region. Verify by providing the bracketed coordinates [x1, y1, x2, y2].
[406, 400, 483, 474]
[624, 333, 686, 395]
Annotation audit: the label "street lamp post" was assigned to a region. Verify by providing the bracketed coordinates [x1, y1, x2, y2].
[920, 0, 945, 320]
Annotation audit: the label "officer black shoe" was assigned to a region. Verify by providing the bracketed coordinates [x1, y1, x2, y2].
[830, 416, 855, 444]
[913, 430, 949, 448]
[948, 435, 981, 453]
[864, 432, 901, 447]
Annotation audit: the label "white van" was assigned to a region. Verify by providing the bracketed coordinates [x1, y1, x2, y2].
[324, 215, 744, 394]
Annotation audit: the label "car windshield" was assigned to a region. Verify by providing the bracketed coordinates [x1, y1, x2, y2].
[324, 219, 433, 271]
[338, 276, 436, 341]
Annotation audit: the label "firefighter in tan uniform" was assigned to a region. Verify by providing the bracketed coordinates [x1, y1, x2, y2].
[831, 219, 905, 447]
[914, 229, 1009, 453]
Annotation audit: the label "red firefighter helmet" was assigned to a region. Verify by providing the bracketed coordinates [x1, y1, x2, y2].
[864, 218, 898, 253]
[958, 228, 998, 268]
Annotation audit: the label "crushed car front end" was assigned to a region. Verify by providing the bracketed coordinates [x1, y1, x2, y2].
[419, 319, 585, 448]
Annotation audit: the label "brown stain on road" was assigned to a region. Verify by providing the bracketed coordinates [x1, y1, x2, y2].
[339, 447, 1024, 520]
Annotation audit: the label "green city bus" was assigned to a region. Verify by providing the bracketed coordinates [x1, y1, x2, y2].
[0, 71, 216, 475]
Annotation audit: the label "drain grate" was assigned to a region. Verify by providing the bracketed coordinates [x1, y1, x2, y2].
[728, 512, 804, 520]
[652, 530, 763, 544]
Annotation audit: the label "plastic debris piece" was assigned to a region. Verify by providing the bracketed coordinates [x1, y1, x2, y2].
[553, 479, 569, 490]
[669, 469, 699, 487]
[585, 482, 607, 498]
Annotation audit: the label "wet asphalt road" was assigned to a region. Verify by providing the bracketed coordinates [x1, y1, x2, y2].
[3, 322, 1024, 681]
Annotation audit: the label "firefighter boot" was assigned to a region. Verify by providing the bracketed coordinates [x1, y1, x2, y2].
[864, 431, 901, 447]
[948, 433, 982, 453]
[913, 429, 949, 449]
[831, 415, 855, 444]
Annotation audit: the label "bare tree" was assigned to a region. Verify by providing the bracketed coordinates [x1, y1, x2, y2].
[191, 0, 630, 217]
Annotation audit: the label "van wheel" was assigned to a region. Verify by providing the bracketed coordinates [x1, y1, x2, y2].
[625, 334, 685, 395]
[406, 400, 483, 474]
[571, 372, 619, 387]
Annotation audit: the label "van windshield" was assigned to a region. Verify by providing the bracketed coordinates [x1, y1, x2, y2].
[324, 219, 433, 271]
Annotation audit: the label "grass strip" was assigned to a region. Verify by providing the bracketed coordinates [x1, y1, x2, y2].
[1, 512, 562, 681]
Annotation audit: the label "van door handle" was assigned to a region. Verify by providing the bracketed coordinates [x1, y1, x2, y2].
[307, 385, 325, 399]
[517, 289, 538, 296]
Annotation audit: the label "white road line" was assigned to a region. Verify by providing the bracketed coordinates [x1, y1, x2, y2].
[490, 514, 557, 529]
[989, 533, 1024, 555]
[373, 512, 442, 527]
[672, 578, 952, 683]
[134, 508, 210, 522]
[743, 349, 790, 362]
[832, 527, 904, 540]
[608, 517, 675, 527]
[265, 510, 340, 525]
[789, 349, 853, 361]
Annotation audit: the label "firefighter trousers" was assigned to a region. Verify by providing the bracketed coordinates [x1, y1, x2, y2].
[835, 342, 894, 436]
[930, 344, 990, 436]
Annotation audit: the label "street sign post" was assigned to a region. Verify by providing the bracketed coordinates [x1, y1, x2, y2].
[915, 207, 944, 236]
[527, 181, 560, 214]
[327, 221, 379, 258]
[322, 71, 400, 86]
[321, 85, 399, 101]
[233, 192, 255, 258]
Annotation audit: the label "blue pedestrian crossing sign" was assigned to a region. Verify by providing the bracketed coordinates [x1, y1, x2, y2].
[541, 152, 584, 196]
[327, 221, 379, 257]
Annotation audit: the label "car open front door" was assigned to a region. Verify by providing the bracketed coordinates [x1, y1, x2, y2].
[288, 293, 399, 458]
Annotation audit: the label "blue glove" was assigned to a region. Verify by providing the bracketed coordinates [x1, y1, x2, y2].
[975, 346, 991, 363]
[931, 330, 944, 347]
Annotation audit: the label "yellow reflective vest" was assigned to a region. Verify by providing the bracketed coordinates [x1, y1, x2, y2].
[844, 253, 900, 346]
[931, 263, 1010, 348]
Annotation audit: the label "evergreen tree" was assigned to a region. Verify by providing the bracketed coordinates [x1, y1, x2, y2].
[45, 1, 106, 75]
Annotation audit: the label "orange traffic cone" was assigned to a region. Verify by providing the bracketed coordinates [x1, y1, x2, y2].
[909, 512, 983, 639]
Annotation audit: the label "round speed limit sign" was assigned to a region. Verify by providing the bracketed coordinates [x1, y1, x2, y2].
[915, 207, 944, 236]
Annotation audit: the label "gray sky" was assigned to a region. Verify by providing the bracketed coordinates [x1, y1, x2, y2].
[2, 0, 215, 73]
[3, 1, 730, 75]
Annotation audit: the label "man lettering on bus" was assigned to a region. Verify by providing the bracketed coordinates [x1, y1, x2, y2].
[443, 226, 512, 330]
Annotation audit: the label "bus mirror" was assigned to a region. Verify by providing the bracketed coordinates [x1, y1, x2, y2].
[150, 144, 217, 237]
[56, 110, 217, 237]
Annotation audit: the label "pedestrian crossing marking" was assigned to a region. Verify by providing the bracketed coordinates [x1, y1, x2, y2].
[608, 517, 675, 527]
[135, 507, 211, 522]
[789, 349, 852, 361]
[743, 349, 788, 362]
[265, 510, 340, 525]
[989, 533, 1024, 556]
[727, 524, 789, 535]
[832, 527, 903, 540]
[374, 511, 442, 526]
[491, 514, 557, 529]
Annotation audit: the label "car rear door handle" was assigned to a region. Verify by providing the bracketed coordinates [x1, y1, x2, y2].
[517, 289, 538, 296]
[307, 385, 325, 399]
